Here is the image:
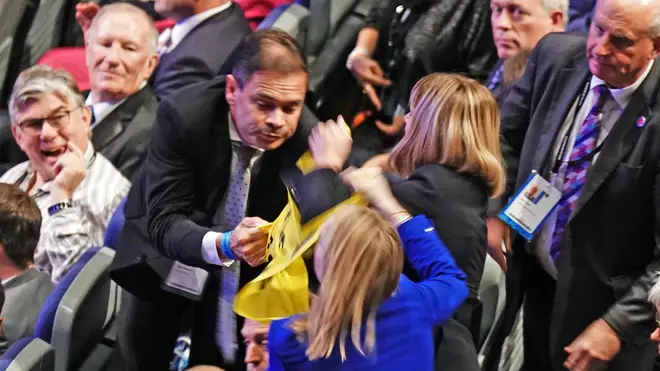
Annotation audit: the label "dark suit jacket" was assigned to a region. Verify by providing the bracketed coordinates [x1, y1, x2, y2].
[153, 3, 251, 99]
[0, 269, 54, 354]
[485, 33, 660, 371]
[111, 76, 316, 366]
[91, 87, 158, 180]
[0, 110, 27, 176]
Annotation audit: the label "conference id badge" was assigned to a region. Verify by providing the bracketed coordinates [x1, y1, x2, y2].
[499, 171, 561, 241]
[162, 261, 210, 301]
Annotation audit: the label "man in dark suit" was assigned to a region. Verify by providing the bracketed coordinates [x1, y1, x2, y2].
[0, 184, 54, 354]
[484, 0, 660, 370]
[84, 3, 159, 179]
[76, 0, 252, 100]
[111, 29, 315, 371]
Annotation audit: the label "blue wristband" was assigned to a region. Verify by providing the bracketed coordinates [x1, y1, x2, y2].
[221, 230, 238, 261]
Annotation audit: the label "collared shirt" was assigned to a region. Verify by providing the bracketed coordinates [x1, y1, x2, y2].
[534, 60, 654, 278]
[159, 2, 233, 54]
[201, 115, 264, 265]
[0, 144, 130, 283]
[86, 82, 147, 129]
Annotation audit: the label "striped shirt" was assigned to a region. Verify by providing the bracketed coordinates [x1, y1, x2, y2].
[0, 143, 130, 283]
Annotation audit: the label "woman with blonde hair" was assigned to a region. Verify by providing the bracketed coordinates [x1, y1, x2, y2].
[268, 167, 468, 370]
[297, 72, 505, 369]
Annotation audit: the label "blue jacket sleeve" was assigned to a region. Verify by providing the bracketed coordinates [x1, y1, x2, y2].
[397, 215, 469, 325]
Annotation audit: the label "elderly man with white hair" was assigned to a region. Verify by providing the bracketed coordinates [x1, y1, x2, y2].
[0, 66, 129, 283]
[84, 2, 159, 179]
[483, 0, 660, 370]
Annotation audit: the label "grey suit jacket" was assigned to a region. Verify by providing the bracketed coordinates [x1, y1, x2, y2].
[485, 32, 660, 371]
[0, 269, 53, 354]
[91, 87, 158, 180]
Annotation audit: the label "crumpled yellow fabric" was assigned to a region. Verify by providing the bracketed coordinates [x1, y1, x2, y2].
[234, 150, 366, 323]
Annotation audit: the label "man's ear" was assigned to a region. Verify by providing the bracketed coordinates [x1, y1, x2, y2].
[10, 124, 26, 153]
[225, 74, 239, 108]
[652, 37, 660, 60]
[550, 9, 565, 32]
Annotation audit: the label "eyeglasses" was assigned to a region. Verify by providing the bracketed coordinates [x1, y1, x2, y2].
[16, 107, 81, 137]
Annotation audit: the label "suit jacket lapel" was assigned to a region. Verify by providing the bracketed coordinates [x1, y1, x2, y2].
[91, 88, 150, 151]
[536, 57, 591, 177]
[571, 60, 660, 219]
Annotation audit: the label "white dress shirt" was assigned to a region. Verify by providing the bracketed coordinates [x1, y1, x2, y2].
[86, 82, 147, 129]
[159, 2, 233, 54]
[201, 118, 264, 265]
[534, 60, 654, 278]
[0, 144, 130, 282]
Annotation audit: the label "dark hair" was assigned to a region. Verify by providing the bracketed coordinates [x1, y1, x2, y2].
[0, 184, 41, 268]
[231, 29, 308, 88]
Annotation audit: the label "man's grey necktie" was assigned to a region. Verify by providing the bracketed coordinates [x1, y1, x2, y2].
[216, 142, 255, 363]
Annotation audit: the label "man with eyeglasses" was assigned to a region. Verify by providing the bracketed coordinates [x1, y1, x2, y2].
[0, 65, 129, 283]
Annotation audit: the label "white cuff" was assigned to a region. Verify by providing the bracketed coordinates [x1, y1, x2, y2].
[201, 231, 234, 267]
[346, 47, 370, 70]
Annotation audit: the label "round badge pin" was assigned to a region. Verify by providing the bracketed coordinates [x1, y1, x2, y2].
[636, 116, 647, 128]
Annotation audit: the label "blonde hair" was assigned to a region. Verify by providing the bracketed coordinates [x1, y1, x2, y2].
[389, 73, 505, 198]
[291, 205, 404, 361]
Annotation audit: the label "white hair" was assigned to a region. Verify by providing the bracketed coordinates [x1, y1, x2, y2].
[8, 65, 84, 125]
[541, 0, 570, 26]
[87, 2, 159, 55]
[649, 274, 660, 308]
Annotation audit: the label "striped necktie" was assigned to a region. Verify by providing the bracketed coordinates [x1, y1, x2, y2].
[488, 64, 504, 92]
[550, 85, 609, 261]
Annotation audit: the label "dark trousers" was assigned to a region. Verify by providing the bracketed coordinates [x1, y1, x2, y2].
[521, 258, 557, 371]
[435, 319, 481, 371]
[115, 281, 247, 371]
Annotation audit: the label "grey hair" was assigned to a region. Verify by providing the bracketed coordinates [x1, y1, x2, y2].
[87, 2, 159, 55]
[541, 0, 569, 26]
[649, 273, 660, 308]
[8, 65, 85, 125]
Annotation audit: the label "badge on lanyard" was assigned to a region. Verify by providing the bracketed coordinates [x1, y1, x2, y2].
[499, 171, 562, 241]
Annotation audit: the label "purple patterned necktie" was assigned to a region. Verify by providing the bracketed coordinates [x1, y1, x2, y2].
[550, 85, 609, 261]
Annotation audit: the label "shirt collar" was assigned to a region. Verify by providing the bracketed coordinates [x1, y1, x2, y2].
[23, 142, 96, 195]
[227, 113, 264, 152]
[590, 60, 654, 109]
[170, 2, 232, 49]
[86, 82, 147, 127]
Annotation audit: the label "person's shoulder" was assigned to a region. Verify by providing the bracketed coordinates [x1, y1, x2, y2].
[160, 76, 229, 119]
[409, 164, 489, 196]
[87, 152, 130, 195]
[534, 32, 587, 63]
[0, 161, 28, 184]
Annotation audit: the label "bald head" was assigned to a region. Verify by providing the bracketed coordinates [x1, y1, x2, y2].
[85, 2, 159, 102]
[587, 0, 660, 88]
[88, 3, 158, 54]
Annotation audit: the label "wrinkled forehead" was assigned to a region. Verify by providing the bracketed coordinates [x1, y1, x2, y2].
[593, 0, 656, 37]
[13, 93, 71, 123]
[242, 319, 269, 338]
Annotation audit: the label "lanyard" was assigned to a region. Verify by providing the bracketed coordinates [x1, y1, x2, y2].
[551, 81, 605, 174]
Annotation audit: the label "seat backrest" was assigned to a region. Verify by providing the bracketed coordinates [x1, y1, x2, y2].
[36, 47, 89, 92]
[21, 0, 85, 68]
[475, 254, 506, 350]
[34, 247, 115, 371]
[258, 3, 310, 47]
[0, 0, 40, 108]
[104, 196, 127, 250]
[0, 337, 55, 371]
[306, 0, 360, 57]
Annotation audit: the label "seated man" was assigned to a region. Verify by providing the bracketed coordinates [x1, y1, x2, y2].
[0, 66, 130, 283]
[0, 184, 53, 354]
[85, 3, 160, 179]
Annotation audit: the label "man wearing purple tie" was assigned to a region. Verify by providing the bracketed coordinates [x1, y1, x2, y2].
[483, 0, 660, 370]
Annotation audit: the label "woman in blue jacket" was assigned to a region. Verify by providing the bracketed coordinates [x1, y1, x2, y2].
[268, 166, 469, 370]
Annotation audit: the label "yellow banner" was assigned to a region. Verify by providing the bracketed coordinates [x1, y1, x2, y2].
[234, 188, 366, 323]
